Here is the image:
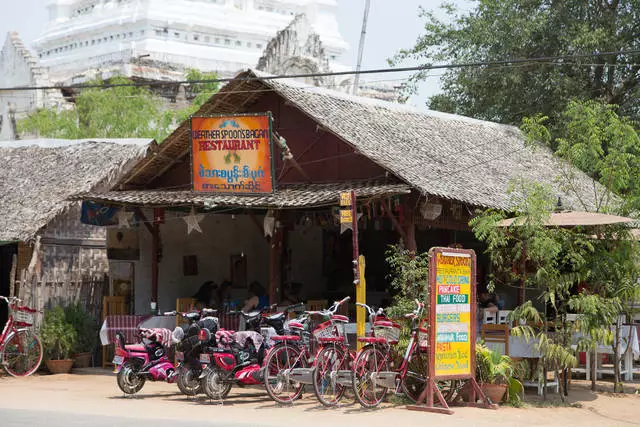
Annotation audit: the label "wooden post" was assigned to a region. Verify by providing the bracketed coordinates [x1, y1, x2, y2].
[9, 253, 17, 298]
[268, 211, 282, 305]
[356, 255, 366, 350]
[404, 201, 417, 253]
[151, 222, 159, 310]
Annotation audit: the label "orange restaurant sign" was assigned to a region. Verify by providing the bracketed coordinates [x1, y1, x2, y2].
[191, 113, 275, 194]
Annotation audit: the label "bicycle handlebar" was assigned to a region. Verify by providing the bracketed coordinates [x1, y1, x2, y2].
[0, 296, 19, 304]
[305, 296, 350, 317]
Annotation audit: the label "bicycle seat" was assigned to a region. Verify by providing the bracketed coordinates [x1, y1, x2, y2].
[317, 336, 345, 343]
[357, 336, 388, 344]
[272, 335, 301, 342]
[288, 321, 305, 330]
[330, 314, 348, 323]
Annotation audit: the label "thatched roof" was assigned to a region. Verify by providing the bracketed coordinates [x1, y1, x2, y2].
[73, 180, 410, 209]
[117, 70, 601, 211]
[0, 139, 153, 242]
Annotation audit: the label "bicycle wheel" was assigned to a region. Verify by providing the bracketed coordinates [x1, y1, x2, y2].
[401, 349, 426, 402]
[401, 350, 458, 403]
[352, 345, 389, 408]
[1, 329, 43, 377]
[264, 343, 306, 404]
[312, 345, 346, 407]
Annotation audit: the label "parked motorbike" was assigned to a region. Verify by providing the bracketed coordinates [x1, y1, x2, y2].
[169, 308, 219, 396]
[198, 303, 303, 400]
[113, 328, 176, 395]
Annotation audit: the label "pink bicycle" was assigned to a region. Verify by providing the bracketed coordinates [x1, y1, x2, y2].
[0, 295, 43, 377]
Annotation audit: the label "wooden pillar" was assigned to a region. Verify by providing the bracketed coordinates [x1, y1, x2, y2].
[268, 211, 283, 305]
[404, 201, 417, 253]
[151, 222, 159, 309]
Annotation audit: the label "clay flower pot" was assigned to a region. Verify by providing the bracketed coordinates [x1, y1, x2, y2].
[481, 383, 507, 403]
[72, 352, 92, 369]
[46, 359, 74, 374]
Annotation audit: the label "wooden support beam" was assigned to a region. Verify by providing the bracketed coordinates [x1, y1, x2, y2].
[151, 222, 159, 307]
[134, 207, 154, 235]
[268, 211, 283, 305]
[383, 198, 408, 243]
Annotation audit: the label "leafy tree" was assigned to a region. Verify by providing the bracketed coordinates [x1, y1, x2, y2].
[384, 243, 429, 319]
[522, 100, 640, 213]
[18, 70, 219, 142]
[393, 1, 640, 124]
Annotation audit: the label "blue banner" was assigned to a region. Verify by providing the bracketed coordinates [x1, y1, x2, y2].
[80, 201, 120, 226]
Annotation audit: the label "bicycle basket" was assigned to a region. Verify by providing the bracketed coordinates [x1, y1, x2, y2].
[418, 327, 429, 351]
[312, 320, 345, 340]
[13, 305, 36, 327]
[373, 321, 401, 344]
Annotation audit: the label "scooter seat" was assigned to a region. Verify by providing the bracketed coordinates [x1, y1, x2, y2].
[125, 344, 147, 352]
[266, 312, 285, 321]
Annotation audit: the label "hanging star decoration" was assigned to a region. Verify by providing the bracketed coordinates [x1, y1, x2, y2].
[183, 207, 205, 234]
[340, 212, 363, 234]
[117, 209, 134, 229]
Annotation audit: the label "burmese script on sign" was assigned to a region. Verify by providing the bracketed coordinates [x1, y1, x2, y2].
[434, 252, 472, 377]
[191, 115, 274, 194]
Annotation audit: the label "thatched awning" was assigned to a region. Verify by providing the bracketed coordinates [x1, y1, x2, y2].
[73, 180, 410, 209]
[0, 139, 154, 242]
[115, 69, 606, 212]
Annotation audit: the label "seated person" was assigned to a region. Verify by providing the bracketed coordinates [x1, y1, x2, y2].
[192, 280, 216, 309]
[242, 281, 268, 313]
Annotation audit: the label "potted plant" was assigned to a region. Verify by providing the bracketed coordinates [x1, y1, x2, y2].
[64, 303, 98, 368]
[474, 343, 521, 404]
[41, 306, 77, 374]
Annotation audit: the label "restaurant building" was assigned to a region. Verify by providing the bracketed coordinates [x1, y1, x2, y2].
[76, 70, 600, 317]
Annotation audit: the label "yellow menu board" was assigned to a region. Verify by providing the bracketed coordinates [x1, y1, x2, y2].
[434, 251, 473, 377]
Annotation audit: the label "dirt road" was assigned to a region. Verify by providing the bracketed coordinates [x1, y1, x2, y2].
[0, 370, 638, 427]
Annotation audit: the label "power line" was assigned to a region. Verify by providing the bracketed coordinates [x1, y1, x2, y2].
[2, 49, 640, 93]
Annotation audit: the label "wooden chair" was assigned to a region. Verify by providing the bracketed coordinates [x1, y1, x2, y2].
[497, 310, 511, 325]
[481, 323, 509, 355]
[483, 310, 497, 324]
[176, 297, 196, 327]
[102, 296, 125, 368]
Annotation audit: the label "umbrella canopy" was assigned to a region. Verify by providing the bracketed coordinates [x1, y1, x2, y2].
[497, 211, 635, 227]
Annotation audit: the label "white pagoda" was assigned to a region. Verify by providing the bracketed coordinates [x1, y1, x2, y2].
[34, 0, 349, 83]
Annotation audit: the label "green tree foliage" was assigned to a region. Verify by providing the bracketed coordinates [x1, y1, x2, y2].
[18, 70, 219, 142]
[472, 182, 640, 396]
[393, 1, 640, 124]
[522, 100, 640, 213]
[384, 243, 429, 319]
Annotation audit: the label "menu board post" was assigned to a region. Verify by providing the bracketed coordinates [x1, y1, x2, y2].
[407, 247, 496, 414]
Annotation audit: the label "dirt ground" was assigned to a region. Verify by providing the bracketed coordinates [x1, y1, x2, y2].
[0, 369, 639, 427]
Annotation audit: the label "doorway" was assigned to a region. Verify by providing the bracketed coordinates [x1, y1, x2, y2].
[0, 244, 17, 331]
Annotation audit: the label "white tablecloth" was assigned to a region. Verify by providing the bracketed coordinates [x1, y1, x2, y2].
[486, 325, 640, 359]
[139, 315, 178, 330]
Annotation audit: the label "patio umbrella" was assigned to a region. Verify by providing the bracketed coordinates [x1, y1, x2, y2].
[497, 211, 634, 227]
[496, 211, 636, 305]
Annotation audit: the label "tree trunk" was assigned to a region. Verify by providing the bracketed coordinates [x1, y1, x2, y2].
[591, 347, 597, 391]
[613, 323, 622, 393]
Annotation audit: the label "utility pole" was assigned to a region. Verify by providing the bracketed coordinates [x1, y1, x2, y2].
[352, 0, 371, 95]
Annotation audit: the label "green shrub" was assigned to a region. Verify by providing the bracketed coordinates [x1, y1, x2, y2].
[41, 306, 77, 360]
